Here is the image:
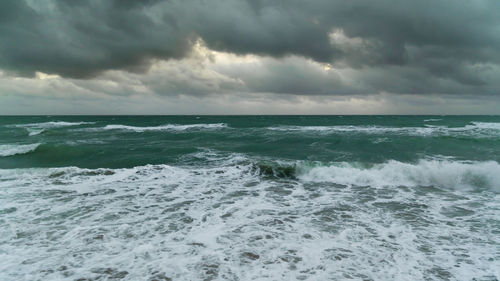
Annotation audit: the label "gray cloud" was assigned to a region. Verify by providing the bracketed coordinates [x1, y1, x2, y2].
[0, 0, 499, 97]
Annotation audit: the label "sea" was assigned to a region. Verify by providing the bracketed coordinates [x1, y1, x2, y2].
[0, 115, 499, 281]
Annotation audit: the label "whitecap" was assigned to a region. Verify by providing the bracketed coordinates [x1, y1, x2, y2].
[468, 121, 500, 130]
[13, 121, 94, 129]
[101, 123, 227, 132]
[298, 159, 500, 191]
[28, 129, 45, 136]
[268, 125, 435, 136]
[9, 121, 95, 136]
[0, 143, 41, 157]
[268, 123, 500, 137]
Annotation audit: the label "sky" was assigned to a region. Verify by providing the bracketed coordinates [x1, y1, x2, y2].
[0, 0, 499, 114]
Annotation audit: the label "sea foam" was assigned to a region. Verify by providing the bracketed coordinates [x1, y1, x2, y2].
[0, 157, 498, 280]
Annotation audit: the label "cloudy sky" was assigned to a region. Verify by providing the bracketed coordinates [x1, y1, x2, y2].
[1, 0, 499, 114]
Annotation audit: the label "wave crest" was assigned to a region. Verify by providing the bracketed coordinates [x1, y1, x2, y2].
[14, 121, 94, 129]
[268, 122, 500, 137]
[0, 143, 41, 157]
[102, 123, 227, 132]
[298, 159, 500, 191]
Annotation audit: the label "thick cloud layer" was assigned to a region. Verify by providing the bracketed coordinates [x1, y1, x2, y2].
[0, 0, 499, 97]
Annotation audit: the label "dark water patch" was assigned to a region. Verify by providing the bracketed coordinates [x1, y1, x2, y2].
[440, 206, 475, 218]
[242, 252, 260, 260]
[91, 268, 129, 279]
[0, 207, 17, 214]
[253, 162, 297, 179]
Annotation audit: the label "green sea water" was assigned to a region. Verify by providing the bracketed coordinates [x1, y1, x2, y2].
[1, 115, 500, 168]
[0, 116, 499, 280]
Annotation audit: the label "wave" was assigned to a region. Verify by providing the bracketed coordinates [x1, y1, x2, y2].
[469, 121, 500, 130]
[268, 122, 500, 137]
[13, 121, 94, 129]
[2, 142, 499, 192]
[101, 123, 227, 132]
[268, 125, 434, 135]
[0, 143, 41, 157]
[10, 121, 95, 136]
[423, 118, 442, 122]
[297, 159, 500, 191]
[182, 151, 500, 192]
[28, 129, 45, 136]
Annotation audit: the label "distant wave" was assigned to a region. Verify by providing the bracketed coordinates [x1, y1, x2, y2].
[423, 118, 442, 122]
[469, 121, 500, 130]
[28, 129, 45, 136]
[0, 143, 40, 157]
[14, 121, 94, 129]
[268, 123, 500, 136]
[297, 159, 500, 191]
[10, 121, 95, 136]
[101, 123, 227, 132]
[268, 125, 434, 135]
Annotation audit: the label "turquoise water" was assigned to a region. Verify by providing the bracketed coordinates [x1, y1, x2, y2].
[1, 116, 499, 280]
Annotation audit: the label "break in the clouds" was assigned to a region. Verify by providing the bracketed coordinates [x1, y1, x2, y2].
[0, 0, 499, 114]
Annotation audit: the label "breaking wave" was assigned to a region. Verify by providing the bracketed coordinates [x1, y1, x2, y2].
[469, 121, 500, 130]
[0, 143, 41, 157]
[297, 159, 500, 191]
[28, 129, 45, 136]
[246, 158, 500, 192]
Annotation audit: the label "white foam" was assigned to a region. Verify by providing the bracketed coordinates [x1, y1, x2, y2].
[423, 118, 442, 122]
[101, 123, 227, 132]
[299, 159, 500, 191]
[0, 159, 498, 280]
[469, 121, 500, 130]
[28, 129, 45, 136]
[0, 143, 40, 157]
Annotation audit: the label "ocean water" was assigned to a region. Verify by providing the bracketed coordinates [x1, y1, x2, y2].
[0, 115, 499, 281]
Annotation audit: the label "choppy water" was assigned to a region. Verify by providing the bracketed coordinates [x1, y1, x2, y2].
[0, 116, 499, 280]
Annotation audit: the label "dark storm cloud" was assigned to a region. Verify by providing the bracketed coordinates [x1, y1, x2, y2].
[0, 0, 499, 95]
[0, 0, 192, 78]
